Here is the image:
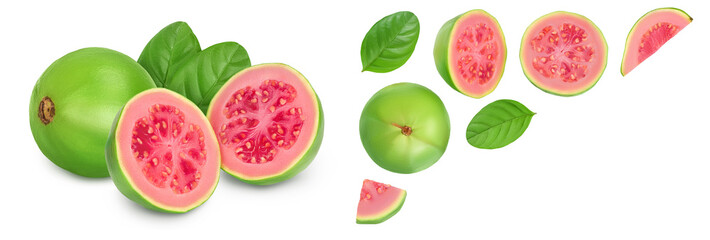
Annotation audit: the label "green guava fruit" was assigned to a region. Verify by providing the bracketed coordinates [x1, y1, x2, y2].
[356, 179, 406, 224]
[29, 47, 156, 177]
[359, 82, 450, 174]
[520, 11, 608, 96]
[206, 63, 324, 185]
[621, 8, 692, 76]
[433, 9, 507, 99]
[106, 88, 220, 213]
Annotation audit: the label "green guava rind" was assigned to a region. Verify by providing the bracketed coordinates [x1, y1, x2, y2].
[359, 82, 450, 174]
[620, 7, 693, 76]
[434, 16, 459, 91]
[208, 63, 325, 185]
[433, 9, 507, 99]
[29, 47, 156, 178]
[105, 89, 220, 213]
[519, 11, 608, 97]
[104, 107, 170, 213]
[356, 190, 407, 224]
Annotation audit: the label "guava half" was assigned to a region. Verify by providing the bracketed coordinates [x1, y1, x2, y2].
[356, 179, 406, 224]
[520, 11, 608, 96]
[434, 9, 507, 98]
[359, 82, 450, 174]
[621, 8, 692, 76]
[106, 88, 220, 213]
[207, 63, 324, 185]
[29, 47, 156, 177]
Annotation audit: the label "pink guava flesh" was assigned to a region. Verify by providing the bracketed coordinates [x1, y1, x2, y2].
[116, 90, 220, 209]
[521, 12, 607, 96]
[208, 64, 320, 181]
[621, 8, 692, 76]
[356, 179, 406, 222]
[449, 11, 506, 97]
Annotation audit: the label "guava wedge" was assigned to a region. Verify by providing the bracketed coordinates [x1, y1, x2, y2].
[621, 8, 692, 76]
[356, 179, 406, 224]
[520, 11, 608, 96]
[29, 47, 155, 177]
[206, 63, 324, 185]
[105, 88, 220, 213]
[434, 9, 507, 98]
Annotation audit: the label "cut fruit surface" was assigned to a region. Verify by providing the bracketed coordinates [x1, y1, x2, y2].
[520, 11, 608, 96]
[434, 9, 506, 98]
[207, 63, 324, 185]
[356, 179, 406, 224]
[621, 8, 692, 76]
[106, 88, 220, 213]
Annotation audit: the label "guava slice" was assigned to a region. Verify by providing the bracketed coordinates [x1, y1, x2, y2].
[207, 63, 324, 185]
[520, 11, 608, 96]
[621, 8, 692, 76]
[434, 9, 507, 98]
[30, 47, 155, 177]
[106, 88, 220, 213]
[356, 179, 406, 224]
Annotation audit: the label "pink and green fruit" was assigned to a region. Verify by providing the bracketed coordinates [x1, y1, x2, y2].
[105, 88, 220, 213]
[434, 9, 507, 99]
[621, 8, 692, 76]
[520, 11, 608, 96]
[207, 63, 324, 185]
[360, 83, 450, 174]
[29, 47, 156, 178]
[356, 179, 406, 224]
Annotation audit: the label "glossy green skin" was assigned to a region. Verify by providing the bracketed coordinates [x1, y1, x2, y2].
[359, 83, 450, 174]
[29, 48, 156, 177]
[433, 15, 461, 91]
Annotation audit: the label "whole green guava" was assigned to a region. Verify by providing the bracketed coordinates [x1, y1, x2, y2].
[359, 82, 450, 174]
[29, 47, 155, 177]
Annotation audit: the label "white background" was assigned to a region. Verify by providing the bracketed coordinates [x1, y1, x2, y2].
[2, 0, 709, 239]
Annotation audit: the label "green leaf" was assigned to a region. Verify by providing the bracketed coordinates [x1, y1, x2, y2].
[360, 11, 420, 73]
[167, 42, 251, 113]
[466, 99, 535, 149]
[138, 21, 201, 87]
